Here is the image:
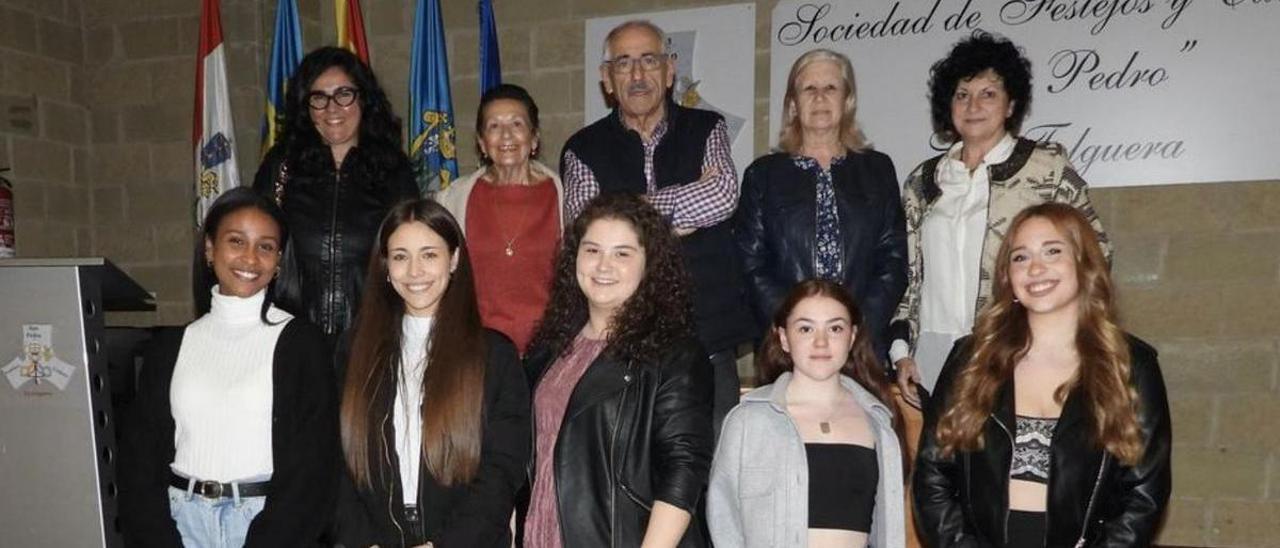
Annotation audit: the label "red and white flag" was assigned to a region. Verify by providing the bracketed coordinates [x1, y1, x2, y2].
[194, 0, 240, 225]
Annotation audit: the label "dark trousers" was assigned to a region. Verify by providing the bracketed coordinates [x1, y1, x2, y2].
[708, 349, 741, 443]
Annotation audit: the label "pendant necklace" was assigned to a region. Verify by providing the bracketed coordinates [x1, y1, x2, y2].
[490, 174, 532, 257]
[819, 396, 844, 435]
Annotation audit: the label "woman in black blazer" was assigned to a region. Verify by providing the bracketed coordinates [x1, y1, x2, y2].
[734, 48, 907, 359]
[119, 187, 337, 547]
[334, 198, 531, 547]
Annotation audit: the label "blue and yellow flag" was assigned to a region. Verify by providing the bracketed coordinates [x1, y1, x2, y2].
[408, 0, 458, 194]
[260, 0, 303, 158]
[479, 0, 501, 94]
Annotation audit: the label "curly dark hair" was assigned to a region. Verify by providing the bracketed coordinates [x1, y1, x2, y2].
[474, 83, 541, 165]
[528, 193, 694, 365]
[928, 31, 1033, 143]
[276, 47, 405, 183]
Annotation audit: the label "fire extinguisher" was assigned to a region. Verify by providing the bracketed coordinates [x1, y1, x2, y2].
[0, 167, 14, 258]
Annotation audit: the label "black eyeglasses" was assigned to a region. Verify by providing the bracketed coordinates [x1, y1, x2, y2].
[307, 87, 360, 110]
[605, 53, 670, 75]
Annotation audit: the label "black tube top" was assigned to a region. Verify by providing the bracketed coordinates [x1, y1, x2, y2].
[805, 443, 877, 532]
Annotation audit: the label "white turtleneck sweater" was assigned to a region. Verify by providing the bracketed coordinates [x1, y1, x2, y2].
[170, 286, 292, 482]
[395, 314, 433, 504]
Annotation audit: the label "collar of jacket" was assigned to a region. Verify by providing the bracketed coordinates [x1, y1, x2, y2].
[920, 136, 1038, 204]
[743, 371, 895, 425]
[527, 340, 635, 424]
[990, 368, 1091, 436]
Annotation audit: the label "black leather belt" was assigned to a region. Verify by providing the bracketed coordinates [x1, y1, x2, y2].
[169, 471, 270, 499]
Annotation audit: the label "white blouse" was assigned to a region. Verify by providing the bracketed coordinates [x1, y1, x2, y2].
[892, 133, 1016, 391]
[394, 314, 433, 504]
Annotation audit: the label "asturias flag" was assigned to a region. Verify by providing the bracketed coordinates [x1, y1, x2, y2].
[336, 0, 371, 65]
[194, 0, 240, 225]
[261, 0, 303, 157]
[479, 0, 501, 94]
[408, 0, 458, 194]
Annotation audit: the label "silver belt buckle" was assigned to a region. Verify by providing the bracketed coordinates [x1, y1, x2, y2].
[196, 480, 224, 498]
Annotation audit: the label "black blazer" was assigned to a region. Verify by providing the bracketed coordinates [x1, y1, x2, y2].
[334, 330, 531, 547]
[118, 320, 338, 547]
[734, 150, 908, 358]
[519, 335, 714, 548]
[914, 334, 1172, 548]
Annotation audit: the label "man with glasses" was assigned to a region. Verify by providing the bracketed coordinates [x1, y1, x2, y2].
[561, 20, 752, 443]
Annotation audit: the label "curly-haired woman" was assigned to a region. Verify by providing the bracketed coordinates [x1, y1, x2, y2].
[252, 46, 418, 341]
[520, 193, 713, 548]
[914, 203, 1170, 547]
[889, 32, 1109, 405]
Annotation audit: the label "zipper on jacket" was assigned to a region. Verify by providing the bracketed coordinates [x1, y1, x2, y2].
[379, 411, 406, 547]
[326, 169, 342, 333]
[608, 361, 636, 548]
[991, 413, 1015, 546]
[1073, 453, 1109, 548]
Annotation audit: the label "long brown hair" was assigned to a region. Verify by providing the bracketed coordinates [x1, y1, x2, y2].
[777, 49, 866, 155]
[756, 280, 908, 473]
[340, 199, 486, 489]
[935, 203, 1144, 465]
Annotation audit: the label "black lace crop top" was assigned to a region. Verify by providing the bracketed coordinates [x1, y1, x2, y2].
[1011, 415, 1057, 484]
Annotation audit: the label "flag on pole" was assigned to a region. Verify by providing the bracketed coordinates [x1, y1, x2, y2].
[478, 0, 501, 94]
[408, 0, 458, 194]
[261, 0, 303, 157]
[194, 0, 240, 225]
[336, 0, 371, 65]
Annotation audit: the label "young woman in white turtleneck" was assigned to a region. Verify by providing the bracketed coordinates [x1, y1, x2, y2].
[119, 188, 337, 548]
[335, 199, 530, 548]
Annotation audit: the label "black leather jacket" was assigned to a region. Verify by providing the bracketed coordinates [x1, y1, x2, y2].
[734, 150, 907, 358]
[520, 336, 715, 548]
[914, 335, 1172, 548]
[253, 145, 417, 337]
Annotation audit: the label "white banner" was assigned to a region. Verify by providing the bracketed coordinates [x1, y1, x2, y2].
[584, 4, 756, 179]
[770, 0, 1280, 187]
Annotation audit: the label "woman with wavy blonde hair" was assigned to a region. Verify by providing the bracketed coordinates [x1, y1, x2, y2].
[914, 202, 1170, 547]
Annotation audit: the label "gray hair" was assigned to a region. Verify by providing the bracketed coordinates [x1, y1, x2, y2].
[601, 20, 668, 62]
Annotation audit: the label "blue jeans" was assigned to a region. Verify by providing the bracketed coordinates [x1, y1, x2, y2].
[167, 486, 266, 548]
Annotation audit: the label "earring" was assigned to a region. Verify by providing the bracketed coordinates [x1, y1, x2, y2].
[386, 275, 391, 283]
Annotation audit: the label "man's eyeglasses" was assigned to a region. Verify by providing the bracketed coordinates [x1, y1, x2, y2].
[605, 53, 669, 75]
[307, 87, 360, 110]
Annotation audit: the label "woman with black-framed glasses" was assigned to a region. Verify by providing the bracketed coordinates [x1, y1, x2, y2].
[252, 47, 418, 344]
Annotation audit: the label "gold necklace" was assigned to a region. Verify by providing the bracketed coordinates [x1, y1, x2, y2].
[486, 173, 533, 257]
[818, 394, 847, 435]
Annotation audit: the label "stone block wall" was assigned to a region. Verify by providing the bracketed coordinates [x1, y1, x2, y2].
[1, 0, 1275, 544]
[0, 0, 92, 258]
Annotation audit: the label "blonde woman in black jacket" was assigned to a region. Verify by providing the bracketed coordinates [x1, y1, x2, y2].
[914, 203, 1170, 547]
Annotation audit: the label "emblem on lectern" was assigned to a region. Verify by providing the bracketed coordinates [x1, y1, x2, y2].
[2, 324, 76, 391]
